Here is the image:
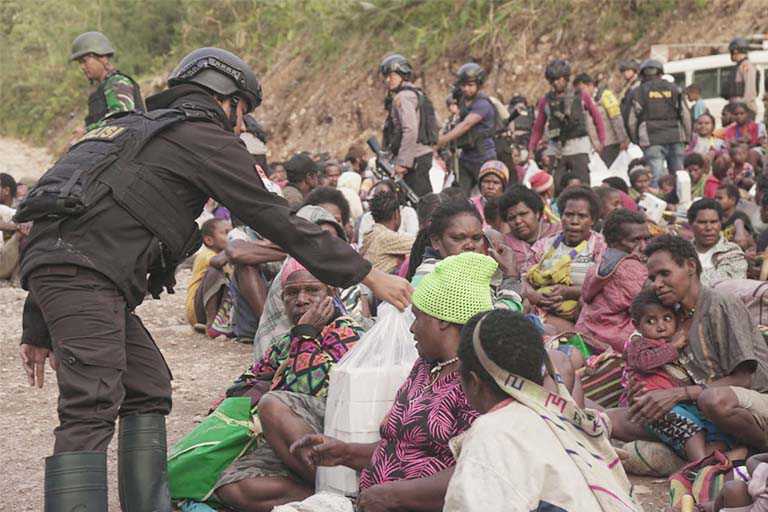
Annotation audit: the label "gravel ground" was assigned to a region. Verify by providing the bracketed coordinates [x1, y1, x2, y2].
[0, 135, 669, 510]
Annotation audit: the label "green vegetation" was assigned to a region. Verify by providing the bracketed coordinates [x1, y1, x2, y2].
[1, 0, 704, 144]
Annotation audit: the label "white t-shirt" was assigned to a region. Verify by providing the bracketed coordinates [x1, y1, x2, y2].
[357, 206, 419, 241]
[444, 401, 604, 512]
[698, 244, 718, 272]
[0, 205, 16, 248]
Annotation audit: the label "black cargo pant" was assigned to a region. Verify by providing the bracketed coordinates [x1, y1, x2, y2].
[402, 152, 434, 198]
[458, 158, 484, 196]
[555, 153, 591, 190]
[28, 265, 172, 454]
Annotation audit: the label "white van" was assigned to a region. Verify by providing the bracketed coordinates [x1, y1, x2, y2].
[663, 51, 767, 123]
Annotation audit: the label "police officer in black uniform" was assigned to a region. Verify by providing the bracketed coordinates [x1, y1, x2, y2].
[627, 59, 691, 186]
[380, 54, 436, 197]
[18, 47, 412, 512]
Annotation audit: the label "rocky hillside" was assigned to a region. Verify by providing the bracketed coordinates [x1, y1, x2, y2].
[3, 0, 768, 163]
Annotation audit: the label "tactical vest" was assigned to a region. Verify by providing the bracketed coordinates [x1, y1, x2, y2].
[544, 88, 588, 143]
[85, 70, 145, 128]
[457, 93, 498, 150]
[720, 59, 760, 100]
[382, 85, 438, 156]
[17, 107, 211, 265]
[637, 79, 682, 145]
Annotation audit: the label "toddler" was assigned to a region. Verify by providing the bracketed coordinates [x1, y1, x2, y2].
[625, 290, 732, 461]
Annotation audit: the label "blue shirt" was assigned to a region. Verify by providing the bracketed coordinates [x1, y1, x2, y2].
[460, 96, 497, 165]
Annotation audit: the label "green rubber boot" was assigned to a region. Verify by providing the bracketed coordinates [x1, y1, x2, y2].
[44, 451, 108, 512]
[118, 414, 172, 512]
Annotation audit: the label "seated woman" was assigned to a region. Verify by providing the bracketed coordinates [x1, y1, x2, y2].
[499, 185, 559, 274]
[445, 309, 640, 512]
[252, 205, 366, 359]
[575, 208, 650, 353]
[469, 160, 509, 226]
[688, 198, 747, 287]
[525, 186, 606, 332]
[686, 112, 726, 158]
[214, 259, 366, 511]
[609, 235, 768, 455]
[722, 101, 766, 169]
[249, 252, 497, 512]
[405, 199, 522, 311]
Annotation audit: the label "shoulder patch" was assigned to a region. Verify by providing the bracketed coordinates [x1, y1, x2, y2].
[76, 125, 126, 144]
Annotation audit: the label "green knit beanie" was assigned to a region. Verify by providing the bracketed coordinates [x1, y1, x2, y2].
[412, 252, 497, 325]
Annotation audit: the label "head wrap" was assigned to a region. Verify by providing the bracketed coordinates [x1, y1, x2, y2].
[478, 160, 510, 187]
[412, 252, 496, 325]
[470, 313, 639, 511]
[530, 171, 554, 194]
[280, 258, 315, 286]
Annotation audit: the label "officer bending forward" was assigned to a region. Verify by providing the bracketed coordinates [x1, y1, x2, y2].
[17, 47, 412, 512]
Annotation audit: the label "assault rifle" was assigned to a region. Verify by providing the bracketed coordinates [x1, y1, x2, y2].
[366, 136, 420, 206]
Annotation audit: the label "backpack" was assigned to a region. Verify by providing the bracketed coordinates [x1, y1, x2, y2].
[401, 85, 440, 146]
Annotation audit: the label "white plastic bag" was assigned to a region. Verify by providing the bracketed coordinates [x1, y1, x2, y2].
[317, 303, 418, 496]
[588, 151, 610, 186]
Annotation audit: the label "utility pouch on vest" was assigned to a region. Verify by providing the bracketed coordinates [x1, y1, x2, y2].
[16, 107, 208, 265]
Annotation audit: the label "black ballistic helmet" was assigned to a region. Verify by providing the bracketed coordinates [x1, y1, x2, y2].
[456, 62, 486, 85]
[169, 47, 263, 111]
[618, 59, 640, 72]
[639, 59, 664, 76]
[379, 54, 413, 79]
[545, 59, 571, 81]
[729, 37, 750, 54]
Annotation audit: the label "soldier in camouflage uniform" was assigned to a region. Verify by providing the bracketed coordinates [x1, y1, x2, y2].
[70, 31, 144, 130]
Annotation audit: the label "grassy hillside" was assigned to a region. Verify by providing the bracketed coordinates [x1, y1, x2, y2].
[1, 0, 762, 158]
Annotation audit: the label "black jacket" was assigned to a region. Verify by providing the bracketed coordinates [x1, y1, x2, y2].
[21, 84, 371, 347]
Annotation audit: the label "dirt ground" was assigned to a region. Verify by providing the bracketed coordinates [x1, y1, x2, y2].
[0, 136, 670, 510]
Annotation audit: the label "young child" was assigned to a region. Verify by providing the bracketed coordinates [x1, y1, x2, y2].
[185, 218, 233, 337]
[625, 290, 733, 462]
[628, 160, 656, 201]
[686, 153, 711, 199]
[687, 113, 726, 158]
[704, 154, 734, 199]
[730, 142, 756, 193]
[699, 453, 768, 512]
[658, 174, 680, 211]
[686, 84, 707, 121]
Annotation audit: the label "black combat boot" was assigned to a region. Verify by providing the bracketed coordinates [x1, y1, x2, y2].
[118, 414, 172, 512]
[45, 451, 108, 512]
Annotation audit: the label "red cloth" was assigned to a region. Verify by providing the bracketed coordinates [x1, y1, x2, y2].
[623, 334, 681, 391]
[722, 121, 761, 146]
[703, 175, 720, 199]
[575, 251, 648, 353]
[529, 90, 606, 153]
[617, 190, 639, 212]
[504, 221, 560, 275]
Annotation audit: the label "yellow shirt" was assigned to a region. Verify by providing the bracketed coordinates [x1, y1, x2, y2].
[185, 247, 215, 325]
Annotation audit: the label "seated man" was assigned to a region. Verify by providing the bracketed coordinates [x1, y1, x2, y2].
[609, 235, 768, 454]
[360, 189, 416, 274]
[185, 218, 232, 334]
[212, 258, 366, 510]
[245, 253, 500, 512]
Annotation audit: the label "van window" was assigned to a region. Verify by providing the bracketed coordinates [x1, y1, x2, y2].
[671, 72, 686, 90]
[693, 68, 721, 99]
